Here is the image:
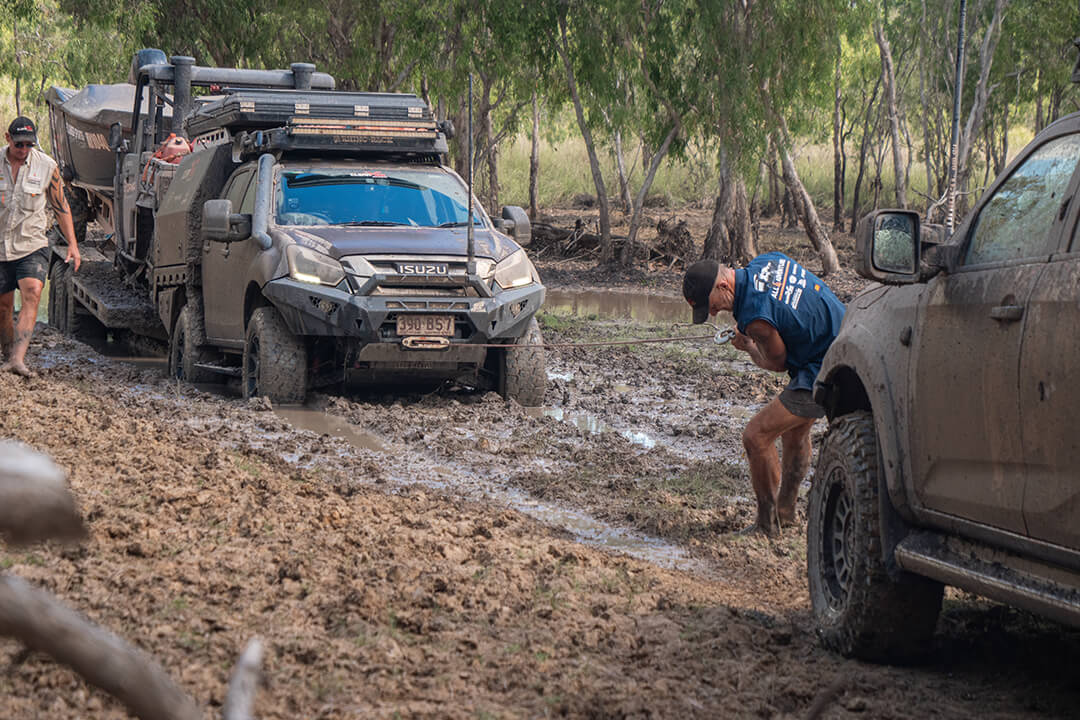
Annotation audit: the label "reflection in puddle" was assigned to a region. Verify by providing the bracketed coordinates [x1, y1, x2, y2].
[527, 407, 656, 449]
[273, 406, 386, 453]
[545, 289, 735, 326]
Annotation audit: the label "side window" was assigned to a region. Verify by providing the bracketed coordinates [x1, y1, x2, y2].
[966, 133, 1080, 265]
[224, 170, 253, 210]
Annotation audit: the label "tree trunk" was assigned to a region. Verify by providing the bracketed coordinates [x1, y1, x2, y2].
[956, 0, 1007, 200]
[529, 92, 540, 220]
[485, 105, 499, 212]
[765, 137, 781, 217]
[874, 18, 907, 208]
[850, 77, 882, 232]
[779, 141, 841, 276]
[1035, 69, 1044, 134]
[703, 149, 735, 262]
[730, 175, 757, 264]
[832, 43, 845, 230]
[613, 129, 633, 214]
[556, 15, 612, 262]
[623, 123, 678, 265]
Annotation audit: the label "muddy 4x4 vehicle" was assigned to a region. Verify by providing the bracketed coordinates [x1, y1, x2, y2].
[809, 111, 1080, 660]
[46, 51, 545, 405]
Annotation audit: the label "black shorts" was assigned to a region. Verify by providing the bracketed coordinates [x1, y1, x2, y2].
[0, 247, 50, 295]
[779, 385, 826, 419]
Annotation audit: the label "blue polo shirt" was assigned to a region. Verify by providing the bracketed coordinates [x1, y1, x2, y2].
[732, 252, 845, 391]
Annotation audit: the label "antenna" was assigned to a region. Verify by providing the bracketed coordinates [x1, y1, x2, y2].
[946, 0, 967, 235]
[466, 73, 476, 277]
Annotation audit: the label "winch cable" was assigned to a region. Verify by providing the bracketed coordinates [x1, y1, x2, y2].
[405, 323, 735, 350]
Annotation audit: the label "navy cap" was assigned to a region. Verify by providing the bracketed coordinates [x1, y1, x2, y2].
[682, 259, 719, 324]
[8, 116, 36, 143]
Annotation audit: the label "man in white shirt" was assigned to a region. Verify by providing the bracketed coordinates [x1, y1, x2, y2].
[0, 116, 81, 377]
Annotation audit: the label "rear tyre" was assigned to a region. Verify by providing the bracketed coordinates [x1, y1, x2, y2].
[64, 186, 90, 245]
[169, 304, 216, 384]
[497, 316, 546, 406]
[808, 410, 943, 662]
[243, 306, 307, 404]
[47, 261, 69, 333]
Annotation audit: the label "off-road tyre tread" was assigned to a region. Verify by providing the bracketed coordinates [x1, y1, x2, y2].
[500, 316, 546, 406]
[243, 306, 307, 404]
[47, 261, 69, 333]
[64, 186, 90, 245]
[169, 304, 216, 384]
[808, 410, 943, 663]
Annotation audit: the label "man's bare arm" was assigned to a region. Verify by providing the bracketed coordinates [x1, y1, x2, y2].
[46, 168, 80, 271]
[740, 319, 787, 372]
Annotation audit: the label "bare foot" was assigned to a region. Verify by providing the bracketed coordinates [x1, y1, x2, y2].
[2, 361, 37, 378]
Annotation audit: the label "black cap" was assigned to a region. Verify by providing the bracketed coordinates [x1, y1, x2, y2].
[683, 259, 720, 324]
[8, 116, 36, 143]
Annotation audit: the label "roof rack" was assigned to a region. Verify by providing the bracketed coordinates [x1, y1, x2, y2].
[231, 116, 449, 160]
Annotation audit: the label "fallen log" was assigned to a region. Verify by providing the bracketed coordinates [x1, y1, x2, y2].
[0, 441, 85, 546]
[0, 574, 203, 720]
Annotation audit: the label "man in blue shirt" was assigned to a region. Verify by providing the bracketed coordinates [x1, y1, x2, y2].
[683, 253, 845, 535]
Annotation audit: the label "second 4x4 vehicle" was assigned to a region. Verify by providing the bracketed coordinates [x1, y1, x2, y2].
[808, 105, 1080, 659]
[46, 52, 546, 405]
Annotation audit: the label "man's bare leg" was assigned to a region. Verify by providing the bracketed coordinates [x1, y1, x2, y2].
[777, 421, 814, 523]
[2, 277, 43, 377]
[743, 396, 815, 534]
[0, 291, 14, 361]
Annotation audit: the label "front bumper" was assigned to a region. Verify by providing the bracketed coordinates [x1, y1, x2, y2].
[262, 277, 545, 359]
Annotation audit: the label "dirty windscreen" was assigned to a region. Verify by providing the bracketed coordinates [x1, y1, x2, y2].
[275, 168, 484, 228]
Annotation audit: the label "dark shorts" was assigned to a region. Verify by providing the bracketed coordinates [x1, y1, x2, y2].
[0, 247, 50, 295]
[779, 385, 826, 419]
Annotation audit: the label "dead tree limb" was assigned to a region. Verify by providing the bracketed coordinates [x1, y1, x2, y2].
[0, 574, 203, 720]
[0, 441, 85, 546]
[224, 638, 264, 720]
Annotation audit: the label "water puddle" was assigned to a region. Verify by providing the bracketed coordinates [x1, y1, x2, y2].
[545, 289, 735, 326]
[527, 406, 656, 449]
[272, 406, 386, 453]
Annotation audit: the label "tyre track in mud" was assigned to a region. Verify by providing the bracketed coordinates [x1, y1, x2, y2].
[0, 324, 1077, 718]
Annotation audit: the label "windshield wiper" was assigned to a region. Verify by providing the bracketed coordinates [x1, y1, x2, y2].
[436, 220, 476, 228]
[334, 220, 409, 227]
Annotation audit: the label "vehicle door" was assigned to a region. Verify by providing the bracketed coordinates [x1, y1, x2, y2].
[202, 167, 254, 343]
[909, 130, 1080, 536]
[1019, 126, 1080, 549]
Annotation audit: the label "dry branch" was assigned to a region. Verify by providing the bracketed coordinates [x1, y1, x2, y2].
[0, 574, 203, 720]
[0, 441, 85, 546]
[224, 637, 264, 720]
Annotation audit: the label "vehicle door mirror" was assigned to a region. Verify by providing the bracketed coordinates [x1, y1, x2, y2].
[108, 122, 126, 153]
[499, 205, 531, 245]
[855, 209, 921, 284]
[202, 199, 252, 242]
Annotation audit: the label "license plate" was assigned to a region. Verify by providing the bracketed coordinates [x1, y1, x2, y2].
[397, 262, 449, 276]
[396, 315, 454, 336]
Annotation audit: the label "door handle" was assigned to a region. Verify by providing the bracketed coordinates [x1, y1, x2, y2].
[990, 305, 1023, 321]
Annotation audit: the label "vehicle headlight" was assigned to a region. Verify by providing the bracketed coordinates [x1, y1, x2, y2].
[493, 249, 536, 290]
[287, 244, 345, 286]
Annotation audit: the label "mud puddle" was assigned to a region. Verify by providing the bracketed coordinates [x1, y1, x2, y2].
[526, 406, 656, 449]
[273, 406, 386, 453]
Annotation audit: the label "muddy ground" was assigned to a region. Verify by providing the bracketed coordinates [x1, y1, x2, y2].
[2, 213, 1079, 718]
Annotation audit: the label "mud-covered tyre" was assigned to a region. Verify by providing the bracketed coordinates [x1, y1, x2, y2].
[47, 260, 69, 333]
[243, 306, 307, 404]
[497, 316, 546, 406]
[169, 304, 216, 384]
[808, 410, 943, 663]
[64, 186, 90, 245]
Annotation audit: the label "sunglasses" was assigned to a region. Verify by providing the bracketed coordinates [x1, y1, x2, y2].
[12, 142, 34, 149]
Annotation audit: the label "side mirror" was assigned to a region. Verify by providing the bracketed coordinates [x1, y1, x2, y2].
[855, 209, 921, 284]
[108, 122, 125, 153]
[202, 199, 252, 242]
[499, 205, 531, 245]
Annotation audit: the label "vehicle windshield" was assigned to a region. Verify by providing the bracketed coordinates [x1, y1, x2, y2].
[275, 168, 484, 228]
